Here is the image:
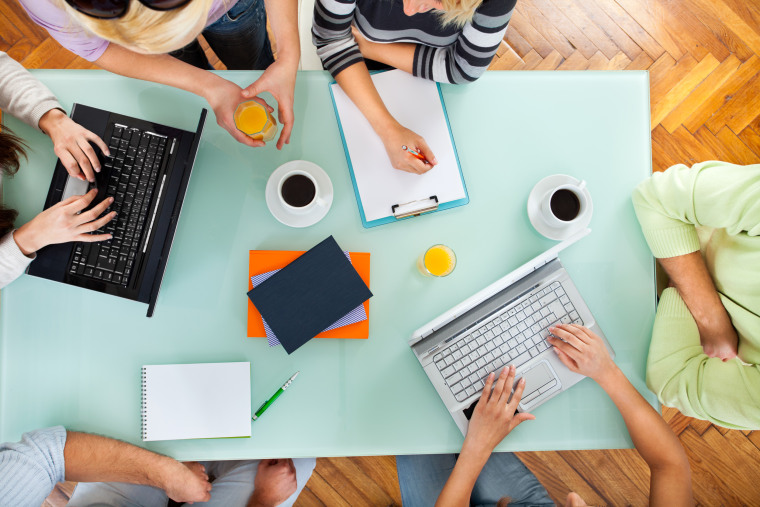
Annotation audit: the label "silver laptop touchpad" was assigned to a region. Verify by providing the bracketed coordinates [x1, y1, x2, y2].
[516, 360, 561, 410]
[62, 175, 89, 202]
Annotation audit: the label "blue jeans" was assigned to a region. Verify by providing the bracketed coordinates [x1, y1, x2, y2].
[396, 453, 553, 507]
[170, 0, 274, 70]
[66, 458, 316, 507]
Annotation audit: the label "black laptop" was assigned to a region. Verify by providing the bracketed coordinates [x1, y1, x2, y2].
[28, 104, 207, 317]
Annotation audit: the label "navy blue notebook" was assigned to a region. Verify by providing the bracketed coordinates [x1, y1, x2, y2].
[247, 236, 373, 354]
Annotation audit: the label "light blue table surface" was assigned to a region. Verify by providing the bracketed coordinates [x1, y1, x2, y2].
[0, 70, 656, 460]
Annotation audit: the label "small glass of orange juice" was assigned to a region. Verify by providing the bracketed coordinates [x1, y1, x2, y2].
[417, 244, 456, 277]
[234, 100, 278, 142]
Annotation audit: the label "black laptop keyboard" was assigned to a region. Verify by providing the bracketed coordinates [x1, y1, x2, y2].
[67, 124, 171, 287]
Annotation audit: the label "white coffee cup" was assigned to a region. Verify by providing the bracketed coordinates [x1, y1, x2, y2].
[277, 170, 327, 215]
[540, 180, 588, 229]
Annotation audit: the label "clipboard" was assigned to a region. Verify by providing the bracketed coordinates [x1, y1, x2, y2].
[329, 70, 469, 228]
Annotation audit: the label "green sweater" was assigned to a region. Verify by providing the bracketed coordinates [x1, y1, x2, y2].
[632, 161, 760, 430]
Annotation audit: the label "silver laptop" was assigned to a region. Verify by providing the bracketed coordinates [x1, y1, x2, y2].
[409, 229, 613, 435]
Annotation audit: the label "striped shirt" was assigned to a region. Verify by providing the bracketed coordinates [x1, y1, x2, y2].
[0, 426, 66, 507]
[312, 0, 516, 84]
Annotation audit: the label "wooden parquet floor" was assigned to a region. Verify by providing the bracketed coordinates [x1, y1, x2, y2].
[2, 0, 758, 505]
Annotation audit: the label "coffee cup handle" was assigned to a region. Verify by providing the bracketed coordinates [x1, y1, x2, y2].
[577, 180, 586, 190]
[315, 196, 327, 208]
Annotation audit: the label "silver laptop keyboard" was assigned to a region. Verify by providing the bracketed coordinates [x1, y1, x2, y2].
[433, 280, 582, 402]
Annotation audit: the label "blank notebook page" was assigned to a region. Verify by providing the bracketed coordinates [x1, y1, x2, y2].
[141, 362, 251, 441]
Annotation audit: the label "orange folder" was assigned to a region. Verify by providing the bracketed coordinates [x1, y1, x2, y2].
[247, 250, 370, 339]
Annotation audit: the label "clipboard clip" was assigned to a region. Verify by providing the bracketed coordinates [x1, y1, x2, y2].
[391, 196, 439, 219]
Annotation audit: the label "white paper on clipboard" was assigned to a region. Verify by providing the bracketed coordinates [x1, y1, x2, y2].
[330, 70, 466, 223]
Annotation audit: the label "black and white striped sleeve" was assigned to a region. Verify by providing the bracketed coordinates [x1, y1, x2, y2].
[413, 0, 516, 84]
[312, 0, 364, 77]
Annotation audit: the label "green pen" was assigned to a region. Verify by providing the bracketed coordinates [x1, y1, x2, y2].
[252, 371, 299, 421]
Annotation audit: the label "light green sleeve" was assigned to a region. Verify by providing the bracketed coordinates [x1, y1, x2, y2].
[646, 288, 760, 430]
[631, 161, 760, 258]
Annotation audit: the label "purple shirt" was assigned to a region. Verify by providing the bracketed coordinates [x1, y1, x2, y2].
[18, 0, 239, 62]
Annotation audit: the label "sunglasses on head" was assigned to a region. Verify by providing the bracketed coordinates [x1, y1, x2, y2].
[65, 0, 193, 19]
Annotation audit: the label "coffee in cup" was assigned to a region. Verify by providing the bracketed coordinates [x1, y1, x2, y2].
[540, 181, 588, 228]
[277, 170, 326, 214]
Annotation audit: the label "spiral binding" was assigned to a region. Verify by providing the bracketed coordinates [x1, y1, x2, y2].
[141, 366, 148, 441]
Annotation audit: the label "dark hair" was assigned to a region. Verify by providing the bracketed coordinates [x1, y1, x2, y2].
[0, 126, 28, 237]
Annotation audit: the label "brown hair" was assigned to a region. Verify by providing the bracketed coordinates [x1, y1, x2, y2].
[0, 126, 27, 237]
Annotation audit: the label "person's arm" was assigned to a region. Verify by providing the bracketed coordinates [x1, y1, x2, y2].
[12, 189, 115, 256]
[353, 0, 516, 84]
[95, 44, 266, 148]
[312, 0, 435, 174]
[64, 431, 211, 503]
[0, 231, 35, 289]
[436, 365, 534, 507]
[0, 51, 109, 181]
[547, 324, 694, 507]
[632, 162, 760, 359]
[0, 426, 67, 506]
[657, 252, 737, 360]
[241, 0, 299, 150]
[247, 459, 298, 507]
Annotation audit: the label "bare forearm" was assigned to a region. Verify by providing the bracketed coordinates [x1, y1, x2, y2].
[596, 368, 688, 472]
[360, 41, 415, 74]
[334, 63, 398, 134]
[434, 450, 489, 507]
[63, 431, 176, 489]
[95, 44, 222, 100]
[657, 252, 729, 330]
[263, 0, 300, 66]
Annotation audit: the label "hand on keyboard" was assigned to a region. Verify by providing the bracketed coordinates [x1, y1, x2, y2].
[547, 324, 615, 382]
[13, 189, 115, 256]
[461, 365, 536, 458]
[38, 108, 110, 183]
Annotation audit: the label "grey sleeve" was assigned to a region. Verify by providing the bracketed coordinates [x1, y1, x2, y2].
[0, 51, 62, 130]
[0, 426, 67, 507]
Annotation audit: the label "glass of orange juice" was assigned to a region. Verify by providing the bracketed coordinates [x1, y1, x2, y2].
[417, 244, 456, 277]
[234, 100, 278, 142]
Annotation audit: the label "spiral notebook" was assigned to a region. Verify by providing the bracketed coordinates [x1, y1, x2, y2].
[141, 362, 251, 441]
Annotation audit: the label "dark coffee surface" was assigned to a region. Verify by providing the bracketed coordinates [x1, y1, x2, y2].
[550, 189, 580, 221]
[281, 174, 316, 207]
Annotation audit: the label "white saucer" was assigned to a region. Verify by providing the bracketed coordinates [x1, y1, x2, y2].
[527, 174, 593, 240]
[265, 160, 333, 228]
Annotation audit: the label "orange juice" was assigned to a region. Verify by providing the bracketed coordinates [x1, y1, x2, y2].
[234, 100, 278, 142]
[418, 245, 456, 277]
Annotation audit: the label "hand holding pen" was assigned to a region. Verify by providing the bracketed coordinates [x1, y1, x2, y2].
[382, 123, 437, 175]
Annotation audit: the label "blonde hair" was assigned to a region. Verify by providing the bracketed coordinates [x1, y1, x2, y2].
[59, 0, 216, 54]
[438, 0, 484, 27]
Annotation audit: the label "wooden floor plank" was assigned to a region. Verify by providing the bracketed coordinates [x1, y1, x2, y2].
[715, 126, 760, 165]
[569, 0, 643, 60]
[351, 456, 402, 506]
[624, 51, 653, 70]
[705, 72, 760, 134]
[533, 50, 564, 70]
[515, 0, 576, 58]
[682, 55, 760, 133]
[556, 51, 589, 70]
[650, 53, 719, 127]
[508, 11, 557, 58]
[614, 0, 687, 59]
[738, 126, 760, 157]
[546, 0, 621, 59]
[654, 0, 731, 62]
[691, 0, 760, 55]
[592, 0, 664, 59]
[560, 450, 649, 505]
[506, 26, 535, 59]
[296, 469, 352, 507]
[517, 451, 607, 506]
[660, 54, 742, 133]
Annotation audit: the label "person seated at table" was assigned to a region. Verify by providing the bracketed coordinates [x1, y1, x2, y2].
[0, 425, 315, 506]
[18, 0, 299, 149]
[312, 0, 517, 175]
[397, 324, 693, 506]
[0, 51, 115, 289]
[632, 161, 760, 430]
